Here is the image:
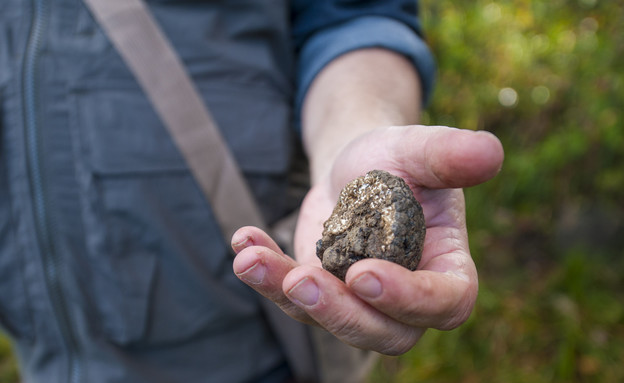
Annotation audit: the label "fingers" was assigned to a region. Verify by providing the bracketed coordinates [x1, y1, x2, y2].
[232, 227, 476, 355]
[231, 226, 284, 255]
[232, 227, 313, 324]
[341, 223, 477, 332]
[345, 258, 478, 331]
[232, 227, 428, 354]
[283, 265, 425, 355]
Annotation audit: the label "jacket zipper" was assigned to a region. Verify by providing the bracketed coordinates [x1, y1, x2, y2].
[22, 1, 82, 382]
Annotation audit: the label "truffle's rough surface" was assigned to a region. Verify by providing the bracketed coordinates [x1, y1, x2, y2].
[316, 170, 426, 281]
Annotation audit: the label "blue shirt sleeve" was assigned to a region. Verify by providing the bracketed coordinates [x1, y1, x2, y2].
[291, 0, 436, 130]
[291, 0, 425, 50]
[295, 16, 436, 118]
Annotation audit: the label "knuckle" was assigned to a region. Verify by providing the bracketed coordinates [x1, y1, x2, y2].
[323, 310, 362, 340]
[376, 328, 422, 356]
[435, 279, 478, 330]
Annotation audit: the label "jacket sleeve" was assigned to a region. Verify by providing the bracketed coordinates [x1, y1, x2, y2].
[292, 0, 436, 121]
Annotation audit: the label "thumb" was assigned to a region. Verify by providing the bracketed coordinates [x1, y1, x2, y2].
[394, 126, 505, 189]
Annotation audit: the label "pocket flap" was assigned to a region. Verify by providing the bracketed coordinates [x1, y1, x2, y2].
[72, 82, 292, 176]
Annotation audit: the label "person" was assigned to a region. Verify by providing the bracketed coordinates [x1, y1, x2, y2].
[0, 0, 504, 382]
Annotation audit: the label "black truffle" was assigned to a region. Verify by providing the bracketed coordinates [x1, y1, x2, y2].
[316, 170, 426, 281]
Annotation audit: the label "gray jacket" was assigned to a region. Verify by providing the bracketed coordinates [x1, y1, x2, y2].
[1, 1, 295, 382]
[0, 0, 433, 382]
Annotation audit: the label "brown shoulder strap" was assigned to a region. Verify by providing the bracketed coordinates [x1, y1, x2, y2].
[82, 1, 319, 381]
[82, 0, 265, 241]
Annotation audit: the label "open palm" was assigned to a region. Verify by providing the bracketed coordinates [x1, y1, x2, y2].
[232, 125, 504, 355]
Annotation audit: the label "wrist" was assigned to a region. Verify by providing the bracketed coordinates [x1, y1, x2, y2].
[301, 49, 422, 184]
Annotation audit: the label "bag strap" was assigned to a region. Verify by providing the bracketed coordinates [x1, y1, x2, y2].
[82, 0, 265, 241]
[82, 1, 318, 381]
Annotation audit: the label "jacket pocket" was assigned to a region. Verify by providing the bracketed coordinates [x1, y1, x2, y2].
[0, 201, 34, 341]
[69, 80, 293, 345]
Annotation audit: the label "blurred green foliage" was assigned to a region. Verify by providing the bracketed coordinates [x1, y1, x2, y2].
[0, 337, 18, 383]
[371, 0, 624, 382]
[1, 1, 622, 382]
[422, 0, 623, 216]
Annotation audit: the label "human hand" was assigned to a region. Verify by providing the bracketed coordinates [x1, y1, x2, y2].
[232, 125, 504, 355]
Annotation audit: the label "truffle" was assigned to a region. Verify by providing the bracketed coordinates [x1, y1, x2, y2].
[316, 170, 426, 281]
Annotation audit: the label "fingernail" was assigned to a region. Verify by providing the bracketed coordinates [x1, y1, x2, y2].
[351, 273, 382, 298]
[232, 235, 252, 253]
[237, 262, 266, 285]
[288, 278, 319, 306]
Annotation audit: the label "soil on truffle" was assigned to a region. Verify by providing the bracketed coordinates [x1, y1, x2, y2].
[316, 170, 426, 281]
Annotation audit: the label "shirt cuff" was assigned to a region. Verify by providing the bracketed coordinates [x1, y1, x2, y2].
[295, 16, 437, 128]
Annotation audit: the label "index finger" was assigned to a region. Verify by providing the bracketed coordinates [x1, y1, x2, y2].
[345, 254, 478, 330]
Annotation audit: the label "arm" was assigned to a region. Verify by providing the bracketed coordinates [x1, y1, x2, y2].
[302, 48, 422, 185]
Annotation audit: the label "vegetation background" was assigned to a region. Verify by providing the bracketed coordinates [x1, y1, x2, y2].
[369, 0, 624, 382]
[1, 0, 622, 382]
